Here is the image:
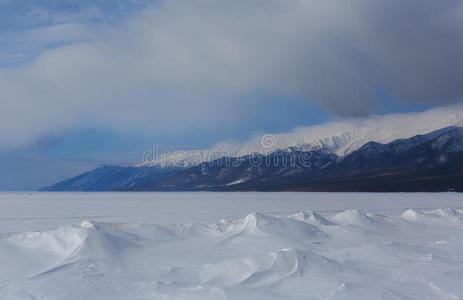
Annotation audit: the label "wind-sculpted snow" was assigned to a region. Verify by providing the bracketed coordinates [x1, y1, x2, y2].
[1, 209, 463, 299]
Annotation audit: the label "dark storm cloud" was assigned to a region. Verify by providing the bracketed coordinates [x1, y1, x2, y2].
[0, 0, 463, 148]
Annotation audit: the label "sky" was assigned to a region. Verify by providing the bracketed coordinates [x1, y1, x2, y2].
[0, 0, 462, 190]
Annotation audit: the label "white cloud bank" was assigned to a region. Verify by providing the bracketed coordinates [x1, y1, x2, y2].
[1, 0, 463, 151]
[142, 104, 463, 166]
[239, 103, 463, 156]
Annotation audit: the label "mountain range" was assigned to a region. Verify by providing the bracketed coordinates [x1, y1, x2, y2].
[42, 126, 463, 192]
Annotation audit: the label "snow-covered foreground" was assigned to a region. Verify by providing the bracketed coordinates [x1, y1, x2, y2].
[1, 193, 463, 299]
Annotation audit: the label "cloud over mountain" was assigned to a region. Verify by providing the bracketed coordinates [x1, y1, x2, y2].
[1, 0, 463, 150]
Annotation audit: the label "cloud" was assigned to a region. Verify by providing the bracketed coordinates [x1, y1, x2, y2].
[1, 0, 463, 150]
[236, 103, 463, 156]
[140, 104, 463, 167]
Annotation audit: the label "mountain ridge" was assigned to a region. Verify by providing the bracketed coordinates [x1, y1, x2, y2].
[42, 126, 463, 192]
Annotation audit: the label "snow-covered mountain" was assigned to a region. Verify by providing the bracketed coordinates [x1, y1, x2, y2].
[139, 104, 463, 168]
[42, 103, 463, 192]
[43, 125, 463, 192]
[145, 126, 463, 191]
[257, 104, 463, 156]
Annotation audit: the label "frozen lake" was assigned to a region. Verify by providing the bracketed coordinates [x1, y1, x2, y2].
[1, 192, 463, 299]
[1, 192, 463, 233]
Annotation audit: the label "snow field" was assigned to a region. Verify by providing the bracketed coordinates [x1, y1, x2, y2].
[1, 206, 463, 299]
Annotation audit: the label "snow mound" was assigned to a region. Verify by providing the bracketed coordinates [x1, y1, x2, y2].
[2, 208, 463, 299]
[425, 208, 463, 220]
[218, 212, 325, 240]
[290, 210, 334, 226]
[331, 210, 389, 228]
[401, 208, 463, 226]
[400, 208, 423, 221]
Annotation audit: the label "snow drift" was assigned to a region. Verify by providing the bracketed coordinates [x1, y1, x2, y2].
[1, 208, 463, 299]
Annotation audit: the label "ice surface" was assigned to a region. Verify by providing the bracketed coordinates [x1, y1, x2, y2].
[1, 192, 463, 299]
